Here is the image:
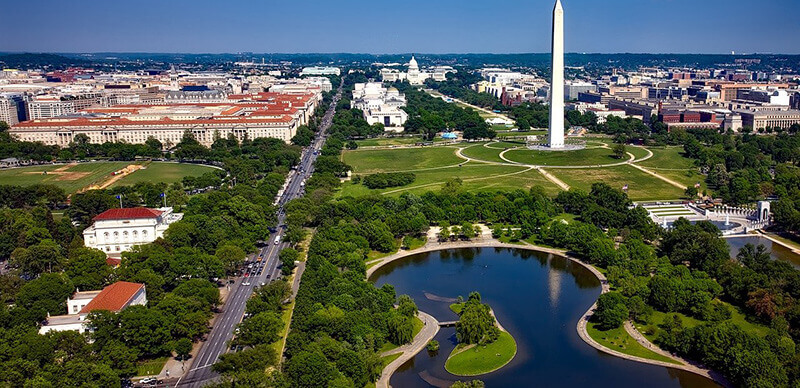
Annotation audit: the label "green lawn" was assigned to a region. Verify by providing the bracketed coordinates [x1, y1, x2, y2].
[638, 147, 698, 170]
[495, 130, 547, 138]
[648, 169, 707, 192]
[503, 147, 622, 167]
[342, 147, 463, 174]
[380, 353, 402, 367]
[445, 331, 517, 376]
[626, 146, 652, 161]
[586, 322, 680, 365]
[638, 301, 770, 344]
[460, 143, 511, 164]
[136, 357, 169, 376]
[355, 137, 429, 147]
[111, 162, 216, 187]
[0, 162, 216, 194]
[0, 162, 131, 193]
[551, 165, 685, 201]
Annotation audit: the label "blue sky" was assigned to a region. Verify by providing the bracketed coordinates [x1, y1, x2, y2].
[2, 0, 799, 54]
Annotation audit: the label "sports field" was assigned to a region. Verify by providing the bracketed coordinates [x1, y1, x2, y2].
[0, 162, 216, 194]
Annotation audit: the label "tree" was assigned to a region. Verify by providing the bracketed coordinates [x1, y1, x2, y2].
[387, 312, 413, 344]
[216, 245, 246, 275]
[594, 292, 629, 330]
[455, 292, 499, 345]
[286, 350, 337, 388]
[279, 248, 299, 276]
[174, 337, 193, 361]
[612, 143, 627, 159]
[234, 312, 282, 346]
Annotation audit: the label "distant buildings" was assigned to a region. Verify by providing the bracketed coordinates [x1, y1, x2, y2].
[351, 82, 408, 131]
[39, 282, 147, 335]
[380, 57, 455, 85]
[0, 93, 26, 125]
[83, 207, 183, 255]
[739, 110, 800, 130]
[300, 66, 340, 76]
[10, 91, 319, 147]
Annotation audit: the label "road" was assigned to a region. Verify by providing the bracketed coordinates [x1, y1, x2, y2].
[177, 81, 342, 388]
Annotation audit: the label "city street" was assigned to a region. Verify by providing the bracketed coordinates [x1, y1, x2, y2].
[177, 81, 342, 387]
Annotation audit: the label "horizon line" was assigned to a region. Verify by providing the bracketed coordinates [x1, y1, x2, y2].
[2, 51, 800, 56]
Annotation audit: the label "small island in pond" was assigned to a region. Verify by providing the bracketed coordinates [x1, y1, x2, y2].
[445, 292, 517, 376]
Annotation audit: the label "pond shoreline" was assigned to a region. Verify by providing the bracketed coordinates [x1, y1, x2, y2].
[367, 239, 729, 387]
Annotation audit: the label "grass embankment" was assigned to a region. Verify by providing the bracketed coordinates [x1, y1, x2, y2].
[585, 322, 680, 365]
[445, 331, 517, 376]
[445, 302, 517, 376]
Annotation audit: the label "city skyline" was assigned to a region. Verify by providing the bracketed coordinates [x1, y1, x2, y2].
[3, 0, 800, 54]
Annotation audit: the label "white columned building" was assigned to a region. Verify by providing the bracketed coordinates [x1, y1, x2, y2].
[548, 0, 566, 148]
[83, 207, 183, 255]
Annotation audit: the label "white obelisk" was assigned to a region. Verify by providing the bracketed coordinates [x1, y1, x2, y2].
[548, 0, 565, 148]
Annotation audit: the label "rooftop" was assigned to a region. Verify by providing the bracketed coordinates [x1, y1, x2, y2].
[79, 281, 145, 314]
[93, 207, 163, 221]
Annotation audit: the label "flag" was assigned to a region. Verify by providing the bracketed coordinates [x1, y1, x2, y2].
[160, 193, 165, 197]
[622, 184, 629, 191]
[115, 195, 121, 199]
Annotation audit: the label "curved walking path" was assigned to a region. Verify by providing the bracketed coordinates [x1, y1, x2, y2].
[367, 237, 729, 387]
[376, 310, 440, 388]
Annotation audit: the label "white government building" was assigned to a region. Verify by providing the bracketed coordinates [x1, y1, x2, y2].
[380, 57, 455, 85]
[83, 207, 183, 255]
[351, 82, 408, 131]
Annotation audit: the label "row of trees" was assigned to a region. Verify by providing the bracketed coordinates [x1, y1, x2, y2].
[361, 172, 415, 189]
[399, 86, 495, 140]
[0, 126, 305, 386]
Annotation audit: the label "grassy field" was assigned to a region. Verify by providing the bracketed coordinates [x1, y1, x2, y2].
[626, 146, 652, 161]
[586, 322, 680, 364]
[0, 162, 131, 193]
[0, 162, 216, 194]
[445, 331, 517, 376]
[342, 147, 463, 174]
[355, 137, 434, 147]
[460, 143, 514, 164]
[136, 357, 168, 376]
[551, 165, 685, 201]
[111, 163, 216, 187]
[495, 130, 547, 138]
[503, 146, 621, 167]
[340, 164, 561, 197]
[638, 147, 697, 169]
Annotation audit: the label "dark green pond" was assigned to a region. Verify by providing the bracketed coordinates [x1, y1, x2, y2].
[371, 247, 720, 388]
[726, 236, 800, 269]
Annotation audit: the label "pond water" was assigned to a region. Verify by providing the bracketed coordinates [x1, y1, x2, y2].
[726, 236, 800, 269]
[371, 247, 720, 388]
[663, 220, 741, 232]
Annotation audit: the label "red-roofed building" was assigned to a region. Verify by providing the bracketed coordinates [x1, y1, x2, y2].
[39, 282, 147, 335]
[83, 207, 183, 255]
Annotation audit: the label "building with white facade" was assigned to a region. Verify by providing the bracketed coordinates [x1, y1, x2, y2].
[39, 282, 147, 335]
[380, 57, 454, 85]
[0, 94, 25, 125]
[83, 207, 183, 255]
[351, 82, 408, 131]
[300, 66, 341, 76]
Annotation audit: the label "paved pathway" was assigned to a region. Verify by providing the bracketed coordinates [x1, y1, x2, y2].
[629, 163, 686, 190]
[376, 310, 440, 388]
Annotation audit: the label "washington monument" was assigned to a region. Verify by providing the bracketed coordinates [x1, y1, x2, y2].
[548, 0, 565, 148]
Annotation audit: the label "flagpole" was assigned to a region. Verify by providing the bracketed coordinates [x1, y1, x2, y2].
[119, 195, 123, 208]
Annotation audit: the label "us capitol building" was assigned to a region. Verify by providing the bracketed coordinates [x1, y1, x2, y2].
[380, 56, 455, 85]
